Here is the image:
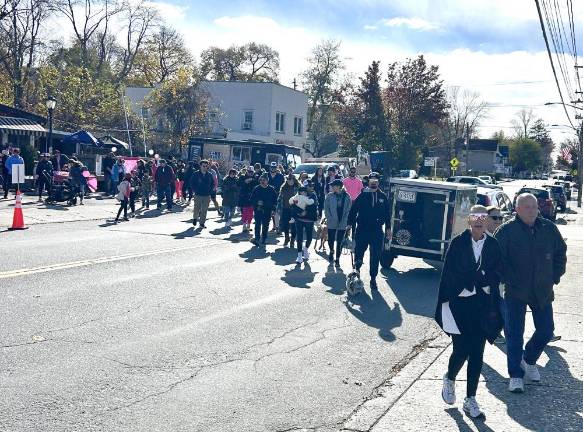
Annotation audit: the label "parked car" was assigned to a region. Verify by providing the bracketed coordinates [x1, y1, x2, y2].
[554, 180, 572, 200]
[395, 169, 419, 179]
[478, 175, 495, 184]
[446, 175, 501, 189]
[380, 179, 477, 269]
[544, 184, 567, 212]
[513, 187, 556, 221]
[476, 187, 514, 219]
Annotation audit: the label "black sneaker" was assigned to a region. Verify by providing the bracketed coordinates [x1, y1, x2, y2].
[370, 279, 378, 290]
[193, 219, 198, 226]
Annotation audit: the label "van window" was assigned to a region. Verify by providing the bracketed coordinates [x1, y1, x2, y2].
[232, 146, 251, 162]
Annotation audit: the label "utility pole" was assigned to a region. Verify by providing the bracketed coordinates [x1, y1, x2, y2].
[578, 123, 582, 207]
[465, 123, 470, 174]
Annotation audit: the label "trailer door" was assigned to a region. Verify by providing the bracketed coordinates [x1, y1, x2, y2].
[390, 186, 450, 256]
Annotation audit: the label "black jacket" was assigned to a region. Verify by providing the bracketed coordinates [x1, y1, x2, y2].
[311, 174, 326, 198]
[238, 174, 258, 207]
[250, 184, 278, 213]
[191, 170, 214, 196]
[435, 230, 503, 343]
[494, 215, 567, 308]
[155, 165, 175, 187]
[221, 175, 240, 207]
[268, 172, 285, 192]
[347, 188, 390, 232]
[292, 192, 319, 222]
[36, 160, 53, 179]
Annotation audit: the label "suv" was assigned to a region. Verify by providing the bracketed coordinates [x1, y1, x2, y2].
[478, 175, 495, 184]
[513, 187, 556, 221]
[446, 176, 500, 189]
[544, 184, 567, 212]
[476, 187, 514, 218]
[554, 180, 572, 200]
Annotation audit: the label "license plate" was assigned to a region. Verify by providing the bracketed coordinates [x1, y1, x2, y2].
[397, 190, 417, 203]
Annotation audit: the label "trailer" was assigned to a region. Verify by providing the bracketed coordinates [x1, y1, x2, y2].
[380, 178, 477, 269]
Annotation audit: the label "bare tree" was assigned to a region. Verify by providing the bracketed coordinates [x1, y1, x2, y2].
[56, 0, 122, 69]
[446, 86, 489, 138]
[511, 108, 535, 138]
[114, 0, 158, 82]
[200, 43, 279, 82]
[150, 25, 192, 84]
[0, 0, 50, 107]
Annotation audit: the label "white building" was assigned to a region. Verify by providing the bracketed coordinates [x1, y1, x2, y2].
[125, 81, 308, 150]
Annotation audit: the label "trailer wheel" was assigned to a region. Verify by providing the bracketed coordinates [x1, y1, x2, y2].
[380, 251, 395, 270]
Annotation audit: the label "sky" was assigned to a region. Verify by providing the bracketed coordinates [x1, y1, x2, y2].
[51, 0, 583, 144]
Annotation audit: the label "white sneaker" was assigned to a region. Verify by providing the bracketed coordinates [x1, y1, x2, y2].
[302, 246, 310, 261]
[521, 359, 541, 382]
[225, 220, 232, 227]
[296, 252, 304, 264]
[508, 377, 524, 393]
[463, 397, 485, 419]
[441, 373, 456, 405]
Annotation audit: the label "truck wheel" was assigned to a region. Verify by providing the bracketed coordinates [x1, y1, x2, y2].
[380, 251, 395, 270]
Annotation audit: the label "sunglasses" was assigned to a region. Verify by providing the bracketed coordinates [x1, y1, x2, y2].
[489, 215, 504, 221]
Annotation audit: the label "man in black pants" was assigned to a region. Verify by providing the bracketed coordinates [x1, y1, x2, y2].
[36, 153, 53, 202]
[346, 173, 391, 290]
[250, 174, 278, 245]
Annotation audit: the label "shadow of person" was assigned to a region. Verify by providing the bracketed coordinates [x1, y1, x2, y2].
[322, 265, 346, 295]
[239, 245, 270, 263]
[482, 345, 583, 431]
[135, 208, 162, 219]
[98, 220, 118, 227]
[172, 226, 200, 240]
[210, 226, 231, 235]
[41, 203, 70, 211]
[382, 266, 440, 318]
[444, 407, 497, 432]
[345, 289, 402, 341]
[269, 247, 296, 267]
[280, 262, 317, 288]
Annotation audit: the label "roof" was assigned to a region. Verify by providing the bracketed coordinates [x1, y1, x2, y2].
[0, 116, 46, 136]
[201, 80, 306, 95]
[469, 139, 499, 152]
[0, 103, 46, 123]
[188, 136, 300, 151]
[390, 178, 477, 191]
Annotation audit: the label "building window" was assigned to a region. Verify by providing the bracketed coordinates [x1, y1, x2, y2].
[294, 116, 303, 136]
[276, 112, 285, 133]
[242, 110, 253, 130]
[232, 146, 251, 162]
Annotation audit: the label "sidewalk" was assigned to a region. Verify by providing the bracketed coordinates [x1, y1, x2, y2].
[343, 216, 583, 431]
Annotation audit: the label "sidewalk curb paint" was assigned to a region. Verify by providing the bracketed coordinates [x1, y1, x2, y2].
[342, 332, 451, 432]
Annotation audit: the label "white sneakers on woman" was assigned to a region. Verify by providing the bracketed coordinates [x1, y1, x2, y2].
[442, 374, 485, 419]
[296, 252, 303, 264]
[521, 359, 541, 382]
[302, 246, 310, 260]
[508, 377, 524, 393]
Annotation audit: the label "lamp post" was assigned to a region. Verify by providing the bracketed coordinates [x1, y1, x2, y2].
[45, 96, 56, 154]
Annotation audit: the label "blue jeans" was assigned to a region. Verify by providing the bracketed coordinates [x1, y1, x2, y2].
[157, 185, 172, 210]
[502, 296, 554, 378]
[223, 206, 234, 222]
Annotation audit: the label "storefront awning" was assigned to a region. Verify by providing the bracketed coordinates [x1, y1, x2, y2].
[0, 116, 46, 137]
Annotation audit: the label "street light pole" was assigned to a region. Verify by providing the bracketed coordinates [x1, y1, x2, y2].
[45, 96, 56, 154]
[578, 123, 583, 208]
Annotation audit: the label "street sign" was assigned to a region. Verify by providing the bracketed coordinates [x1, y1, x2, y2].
[450, 157, 459, 168]
[11, 164, 25, 184]
[424, 157, 435, 167]
[451, 166, 457, 174]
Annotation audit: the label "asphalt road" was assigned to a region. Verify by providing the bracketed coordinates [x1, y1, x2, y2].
[0, 207, 443, 432]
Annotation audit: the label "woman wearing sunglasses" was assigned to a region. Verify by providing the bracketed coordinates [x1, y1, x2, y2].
[435, 205, 503, 419]
[486, 206, 504, 235]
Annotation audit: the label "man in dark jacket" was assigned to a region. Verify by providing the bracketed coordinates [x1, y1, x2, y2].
[51, 149, 69, 172]
[36, 153, 53, 201]
[154, 159, 175, 211]
[191, 159, 214, 228]
[347, 173, 391, 290]
[494, 193, 567, 393]
[250, 174, 278, 245]
[324, 166, 342, 194]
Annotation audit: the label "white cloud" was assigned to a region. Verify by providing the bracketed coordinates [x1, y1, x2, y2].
[145, 1, 188, 21]
[380, 17, 440, 31]
[363, 25, 378, 31]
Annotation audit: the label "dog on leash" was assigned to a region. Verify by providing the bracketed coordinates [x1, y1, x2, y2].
[346, 269, 364, 295]
[314, 218, 328, 251]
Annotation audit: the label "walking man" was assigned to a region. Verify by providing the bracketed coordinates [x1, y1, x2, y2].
[154, 159, 175, 211]
[347, 173, 391, 290]
[191, 159, 214, 228]
[494, 193, 567, 393]
[36, 153, 53, 202]
[250, 174, 278, 245]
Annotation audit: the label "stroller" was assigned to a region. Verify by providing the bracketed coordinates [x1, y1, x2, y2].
[43, 170, 77, 206]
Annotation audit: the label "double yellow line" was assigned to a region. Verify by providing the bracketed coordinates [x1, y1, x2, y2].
[0, 243, 217, 279]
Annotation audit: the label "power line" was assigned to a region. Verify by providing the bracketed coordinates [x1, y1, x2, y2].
[535, 0, 576, 129]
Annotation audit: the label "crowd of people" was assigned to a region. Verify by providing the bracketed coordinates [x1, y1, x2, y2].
[436, 195, 567, 420]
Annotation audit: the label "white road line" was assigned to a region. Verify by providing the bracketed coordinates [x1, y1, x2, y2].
[0, 241, 221, 279]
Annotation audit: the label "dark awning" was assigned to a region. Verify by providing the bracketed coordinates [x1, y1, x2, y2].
[63, 130, 99, 146]
[0, 116, 46, 137]
[98, 135, 129, 150]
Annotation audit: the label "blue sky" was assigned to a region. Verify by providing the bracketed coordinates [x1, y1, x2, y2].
[134, 0, 582, 141]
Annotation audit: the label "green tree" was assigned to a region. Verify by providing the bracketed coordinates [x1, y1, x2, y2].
[508, 137, 542, 173]
[146, 67, 208, 152]
[528, 118, 554, 170]
[384, 55, 448, 169]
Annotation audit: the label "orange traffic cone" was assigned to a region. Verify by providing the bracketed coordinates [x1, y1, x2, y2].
[9, 192, 28, 230]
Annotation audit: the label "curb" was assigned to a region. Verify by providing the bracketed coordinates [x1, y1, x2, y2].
[341, 331, 451, 432]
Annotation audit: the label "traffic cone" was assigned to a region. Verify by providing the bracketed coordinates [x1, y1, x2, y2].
[9, 192, 28, 230]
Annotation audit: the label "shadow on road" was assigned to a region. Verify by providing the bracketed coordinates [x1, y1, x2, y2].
[269, 247, 296, 266]
[172, 226, 202, 239]
[444, 407, 496, 432]
[382, 266, 440, 318]
[482, 346, 583, 431]
[322, 264, 346, 295]
[239, 245, 270, 263]
[345, 290, 402, 342]
[280, 262, 317, 288]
